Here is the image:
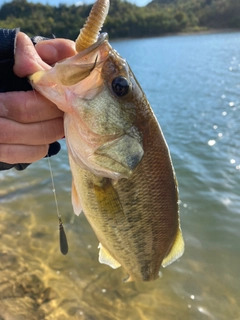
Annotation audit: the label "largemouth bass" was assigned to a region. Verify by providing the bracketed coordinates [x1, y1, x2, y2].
[29, 0, 184, 282]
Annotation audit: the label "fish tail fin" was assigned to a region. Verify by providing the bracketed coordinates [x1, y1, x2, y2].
[162, 226, 184, 268]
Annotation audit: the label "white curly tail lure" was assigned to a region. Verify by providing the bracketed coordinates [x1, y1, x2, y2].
[75, 0, 110, 52]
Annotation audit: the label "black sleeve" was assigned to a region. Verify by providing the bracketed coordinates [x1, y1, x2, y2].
[0, 28, 61, 171]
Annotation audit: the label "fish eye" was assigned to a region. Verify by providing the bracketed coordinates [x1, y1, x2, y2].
[112, 77, 129, 97]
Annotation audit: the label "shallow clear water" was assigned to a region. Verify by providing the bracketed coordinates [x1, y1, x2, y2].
[0, 32, 240, 319]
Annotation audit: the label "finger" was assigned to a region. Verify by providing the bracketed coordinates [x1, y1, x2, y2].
[0, 144, 49, 164]
[35, 38, 76, 65]
[0, 117, 64, 145]
[0, 91, 63, 123]
[14, 32, 51, 78]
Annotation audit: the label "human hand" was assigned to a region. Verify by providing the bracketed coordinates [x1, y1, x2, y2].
[0, 32, 76, 166]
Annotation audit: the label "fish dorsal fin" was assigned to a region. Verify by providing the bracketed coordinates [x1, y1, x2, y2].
[55, 62, 96, 86]
[162, 227, 184, 268]
[98, 243, 121, 269]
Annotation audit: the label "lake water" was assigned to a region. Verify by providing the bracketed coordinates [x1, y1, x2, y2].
[0, 31, 240, 319]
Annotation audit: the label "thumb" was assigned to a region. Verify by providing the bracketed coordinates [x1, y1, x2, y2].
[13, 32, 51, 78]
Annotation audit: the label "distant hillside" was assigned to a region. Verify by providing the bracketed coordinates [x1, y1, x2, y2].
[0, 0, 239, 39]
[148, 0, 240, 29]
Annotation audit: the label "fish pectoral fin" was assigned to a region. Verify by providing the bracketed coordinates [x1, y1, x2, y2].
[55, 63, 96, 86]
[71, 179, 82, 216]
[98, 243, 121, 269]
[162, 227, 185, 268]
[93, 134, 144, 177]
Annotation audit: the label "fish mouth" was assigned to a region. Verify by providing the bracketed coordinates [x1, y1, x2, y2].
[28, 33, 111, 108]
[54, 33, 111, 90]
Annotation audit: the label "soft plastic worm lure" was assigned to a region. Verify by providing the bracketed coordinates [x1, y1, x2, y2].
[75, 0, 109, 52]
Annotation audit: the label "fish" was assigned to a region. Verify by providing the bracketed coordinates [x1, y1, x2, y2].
[29, 0, 184, 282]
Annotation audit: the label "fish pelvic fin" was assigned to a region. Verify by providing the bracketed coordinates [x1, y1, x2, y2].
[162, 226, 184, 268]
[71, 179, 82, 216]
[98, 243, 121, 269]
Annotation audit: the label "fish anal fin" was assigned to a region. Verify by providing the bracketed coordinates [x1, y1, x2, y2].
[71, 179, 82, 216]
[162, 227, 184, 268]
[98, 243, 121, 269]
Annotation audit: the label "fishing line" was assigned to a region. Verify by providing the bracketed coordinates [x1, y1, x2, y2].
[31, 87, 68, 255]
[47, 154, 68, 255]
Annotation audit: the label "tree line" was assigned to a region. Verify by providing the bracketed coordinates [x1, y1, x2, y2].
[0, 0, 240, 40]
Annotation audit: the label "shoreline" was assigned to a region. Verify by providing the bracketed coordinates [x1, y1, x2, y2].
[111, 28, 240, 42]
[175, 27, 240, 36]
